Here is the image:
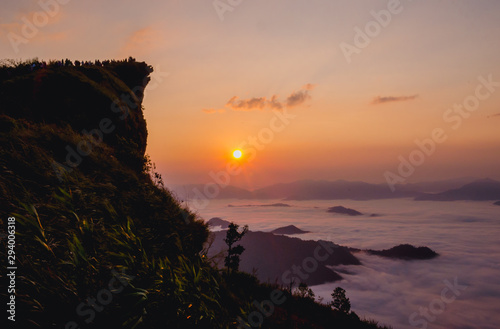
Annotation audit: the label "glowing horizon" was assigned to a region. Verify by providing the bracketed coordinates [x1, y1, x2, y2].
[2, 0, 500, 189]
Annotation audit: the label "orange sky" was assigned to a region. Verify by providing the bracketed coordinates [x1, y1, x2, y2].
[2, 0, 500, 189]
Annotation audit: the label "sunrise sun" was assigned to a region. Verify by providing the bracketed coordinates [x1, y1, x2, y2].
[232, 149, 242, 159]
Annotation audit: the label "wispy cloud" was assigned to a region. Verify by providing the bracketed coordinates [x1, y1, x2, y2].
[371, 94, 419, 105]
[0, 9, 67, 46]
[121, 27, 163, 57]
[286, 84, 315, 107]
[0, 9, 64, 36]
[212, 84, 316, 113]
[0, 22, 21, 37]
[226, 96, 273, 111]
[487, 112, 500, 118]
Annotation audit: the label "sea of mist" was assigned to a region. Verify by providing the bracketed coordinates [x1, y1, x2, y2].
[191, 198, 500, 329]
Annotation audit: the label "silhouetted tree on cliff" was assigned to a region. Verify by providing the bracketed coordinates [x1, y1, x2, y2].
[224, 222, 248, 274]
[331, 287, 351, 314]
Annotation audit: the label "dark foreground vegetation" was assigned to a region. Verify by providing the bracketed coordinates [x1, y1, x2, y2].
[0, 58, 391, 328]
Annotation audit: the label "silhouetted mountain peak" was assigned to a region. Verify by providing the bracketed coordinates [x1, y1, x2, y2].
[270, 225, 309, 235]
[366, 244, 439, 260]
[327, 206, 363, 216]
[207, 217, 231, 229]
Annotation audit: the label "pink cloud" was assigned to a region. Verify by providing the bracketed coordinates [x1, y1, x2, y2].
[120, 27, 163, 57]
[222, 84, 316, 112]
[371, 94, 419, 105]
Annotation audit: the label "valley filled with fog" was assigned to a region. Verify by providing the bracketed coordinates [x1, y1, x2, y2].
[196, 198, 500, 329]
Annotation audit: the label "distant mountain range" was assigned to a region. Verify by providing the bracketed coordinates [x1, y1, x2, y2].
[171, 177, 500, 202]
[394, 177, 479, 193]
[415, 178, 500, 201]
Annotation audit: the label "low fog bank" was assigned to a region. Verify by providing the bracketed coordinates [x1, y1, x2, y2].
[197, 199, 500, 329]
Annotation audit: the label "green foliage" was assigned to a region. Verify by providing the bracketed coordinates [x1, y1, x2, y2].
[224, 222, 248, 273]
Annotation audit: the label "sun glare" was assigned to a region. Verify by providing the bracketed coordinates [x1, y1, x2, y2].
[232, 149, 242, 159]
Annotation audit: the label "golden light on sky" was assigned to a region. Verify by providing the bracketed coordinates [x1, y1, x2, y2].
[2, 0, 500, 189]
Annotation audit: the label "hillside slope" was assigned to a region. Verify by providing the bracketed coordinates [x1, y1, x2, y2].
[0, 59, 391, 329]
[0, 59, 215, 328]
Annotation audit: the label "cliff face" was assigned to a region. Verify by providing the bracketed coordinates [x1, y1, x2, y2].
[0, 60, 149, 156]
[0, 60, 213, 256]
[0, 61, 157, 215]
[0, 60, 214, 328]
